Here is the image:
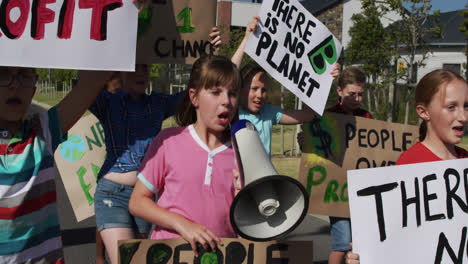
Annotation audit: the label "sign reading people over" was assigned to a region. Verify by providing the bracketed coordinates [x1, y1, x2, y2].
[298, 113, 418, 217]
[135, 0, 216, 64]
[244, 0, 342, 115]
[0, 0, 138, 70]
[348, 158, 468, 264]
[119, 238, 313, 264]
[54, 114, 106, 222]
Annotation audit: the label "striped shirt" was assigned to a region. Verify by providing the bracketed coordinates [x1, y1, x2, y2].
[0, 106, 66, 264]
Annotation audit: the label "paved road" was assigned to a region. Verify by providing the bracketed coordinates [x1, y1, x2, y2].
[32, 102, 333, 264]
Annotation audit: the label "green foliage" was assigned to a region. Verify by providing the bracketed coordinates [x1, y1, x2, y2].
[137, 6, 152, 39]
[217, 25, 258, 69]
[149, 64, 166, 78]
[345, 3, 393, 77]
[345, 0, 394, 120]
[35, 68, 77, 90]
[459, 9, 468, 72]
[460, 9, 468, 37]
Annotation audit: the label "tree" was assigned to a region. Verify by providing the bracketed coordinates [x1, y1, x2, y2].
[35, 69, 77, 90]
[345, 0, 394, 120]
[386, 0, 440, 124]
[459, 9, 468, 80]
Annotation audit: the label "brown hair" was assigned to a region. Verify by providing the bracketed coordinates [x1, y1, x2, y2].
[416, 69, 465, 141]
[240, 64, 266, 89]
[175, 55, 242, 126]
[337, 66, 366, 89]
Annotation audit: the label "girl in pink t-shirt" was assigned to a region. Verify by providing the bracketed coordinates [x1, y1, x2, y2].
[129, 55, 241, 256]
[346, 69, 468, 264]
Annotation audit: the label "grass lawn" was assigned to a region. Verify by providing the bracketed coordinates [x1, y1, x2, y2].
[33, 93, 62, 107]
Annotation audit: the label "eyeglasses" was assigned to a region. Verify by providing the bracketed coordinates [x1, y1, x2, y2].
[308, 35, 337, 75]
[0, 70, 37, 88]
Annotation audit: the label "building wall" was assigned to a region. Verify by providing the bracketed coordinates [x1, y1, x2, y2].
[397, 46, 466, 83]
[315, 2, 344, 42]
[231, 1, 261, 27]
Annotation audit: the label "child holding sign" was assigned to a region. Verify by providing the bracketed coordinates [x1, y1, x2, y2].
[91, 30, 222, 264]
[296, 66, 372, 264]
[231, 17, 340, 156]
[129, 55, 241, 256]
[0, 66, 113, 264]
[345, 69, 468, 264]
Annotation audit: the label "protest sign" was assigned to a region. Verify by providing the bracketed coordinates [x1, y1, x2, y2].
[119, 238, 313, 264]
[135, 0, 216, 64]
[348, 158, 468, 264]
[298, 113, 418, 217]
[0, 0, 138, 70]
[244, 0, 342, 115]
[54, 114, 106, 222]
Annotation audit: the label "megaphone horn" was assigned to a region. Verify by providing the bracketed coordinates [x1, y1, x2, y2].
[230, 120, 309, 241]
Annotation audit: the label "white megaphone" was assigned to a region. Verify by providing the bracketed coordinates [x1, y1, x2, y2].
[230, 120, 309, 241]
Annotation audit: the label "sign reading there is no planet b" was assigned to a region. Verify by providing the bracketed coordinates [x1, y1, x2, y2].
[245, 0, 342, 115]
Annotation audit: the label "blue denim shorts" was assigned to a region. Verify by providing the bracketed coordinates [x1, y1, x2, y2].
[94, 178, 152, 234]
[329, 217, 352, 251]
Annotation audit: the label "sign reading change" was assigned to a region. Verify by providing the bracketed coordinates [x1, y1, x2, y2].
[0, 0, 138, 70]
[348, 158, 468, 264]
[298, 113, 418, 217]
[136, 0, 217, 64]
[119, 238, 313, 264]
[244, 0, 342, 115]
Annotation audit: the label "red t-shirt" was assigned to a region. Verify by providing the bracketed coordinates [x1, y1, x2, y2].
[396, 142, 468, 165]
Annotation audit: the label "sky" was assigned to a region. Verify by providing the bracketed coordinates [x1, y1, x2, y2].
[405, 0, 466, 13]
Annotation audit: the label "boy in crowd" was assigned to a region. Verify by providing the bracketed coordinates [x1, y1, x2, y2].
[0, 67, 112, 263]
[299, 66, 371, 264]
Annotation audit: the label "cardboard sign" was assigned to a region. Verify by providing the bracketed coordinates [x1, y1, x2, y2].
[244, 0, 342, 115]
[348, 158, 468, 264]
[135, 0, 216, 64]
[0, 0, 138, 70]
[119, 238, 313, 264]
[54, 114, 106, 222]
[298, 113, 419, 217]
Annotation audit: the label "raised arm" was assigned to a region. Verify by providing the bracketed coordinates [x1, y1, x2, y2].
[279, 105, 316, 125]
[56, 70, 111, 134]
[231, 16, 260, 68]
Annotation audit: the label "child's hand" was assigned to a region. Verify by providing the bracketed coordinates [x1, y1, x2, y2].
[132, 0, 150, 13]
[233, 169, 241, 195]
[209, 27, 222, 51]
[244, 16, 260, 39]
[175, 219, 223, 257]
[345, 242, 360, 264]
[345, 252, 359, 264]
[331, 63, 340, 80]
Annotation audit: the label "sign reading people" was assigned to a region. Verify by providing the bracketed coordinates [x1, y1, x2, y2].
[135, 0, 216, 64]
[348, 158, 468, 264]
[244, 0, 342, 115]
[119, 238, 313, 264]
[54, 114, 106, 222]
[298, 113, 419, 217]
[0, 0, 138, 70]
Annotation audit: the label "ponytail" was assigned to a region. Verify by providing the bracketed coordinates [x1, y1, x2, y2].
[419, 121, 427, 142]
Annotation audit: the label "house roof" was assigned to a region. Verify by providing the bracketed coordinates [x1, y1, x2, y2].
[425, 10, 466, 45]
[299, 0, 341, 15]
[388, 10, 466, 46]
